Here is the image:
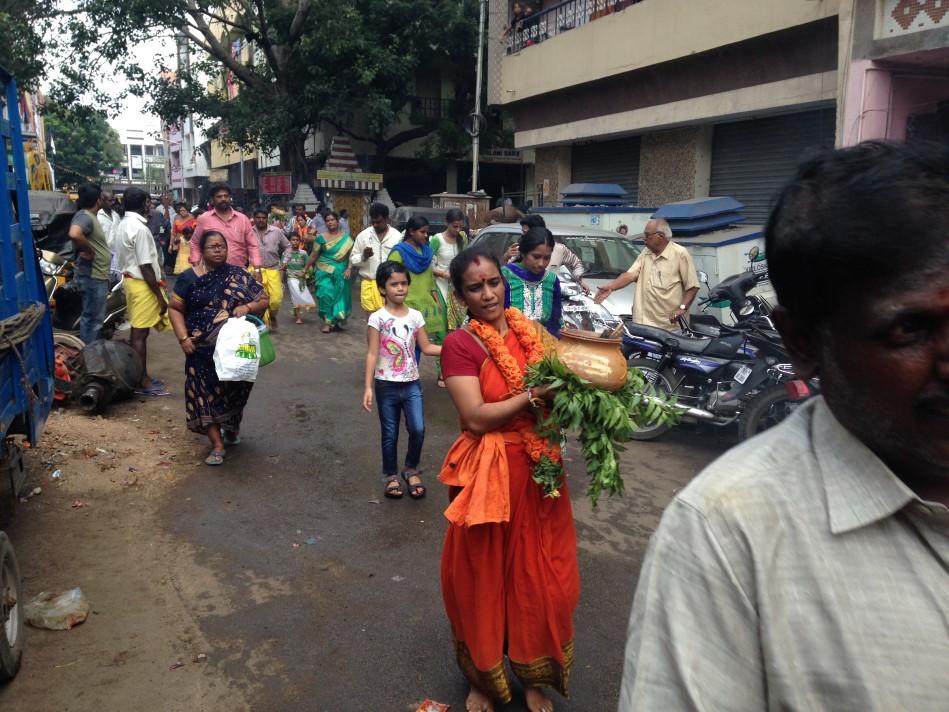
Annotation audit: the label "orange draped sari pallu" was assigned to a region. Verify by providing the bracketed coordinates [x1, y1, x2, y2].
[439, 327, 580, 703]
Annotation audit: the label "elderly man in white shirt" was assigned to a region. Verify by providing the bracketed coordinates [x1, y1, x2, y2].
[349, 202, 402, 312]
[619, 141, 949, 711]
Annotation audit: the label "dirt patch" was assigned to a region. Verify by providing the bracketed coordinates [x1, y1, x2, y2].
[0, 396, 251, 711]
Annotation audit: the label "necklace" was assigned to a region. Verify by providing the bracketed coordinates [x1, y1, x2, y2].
[468, 309, 562, 492]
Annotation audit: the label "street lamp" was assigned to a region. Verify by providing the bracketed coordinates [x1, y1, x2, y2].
[469, 0, 487, 194]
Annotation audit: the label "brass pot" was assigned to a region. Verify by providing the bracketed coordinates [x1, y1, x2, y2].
[555, 328, 628, 391]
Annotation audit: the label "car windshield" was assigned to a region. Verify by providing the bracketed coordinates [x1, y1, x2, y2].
[558, 235, 640, 278]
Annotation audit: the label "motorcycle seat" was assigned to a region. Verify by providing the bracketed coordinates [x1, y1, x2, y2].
[625, 323, 713, 354]
[625, 323, 681, 346]
[667, 333, 714, 354]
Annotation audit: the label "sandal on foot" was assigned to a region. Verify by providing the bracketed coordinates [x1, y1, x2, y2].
[401, 470, 426, 499]
[383, 476, 404, 499]
[222, 430, 241, 446]
[321, 325, 332, 333]
[204, 449, 225, 466]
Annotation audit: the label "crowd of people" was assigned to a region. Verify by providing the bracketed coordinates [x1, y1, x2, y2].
[64, 140, 949, 712]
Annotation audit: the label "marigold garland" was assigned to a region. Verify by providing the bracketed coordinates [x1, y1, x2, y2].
[468, 308, 563, 496]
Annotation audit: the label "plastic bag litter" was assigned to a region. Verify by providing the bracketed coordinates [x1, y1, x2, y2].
[213, 316, 261, 382]
[24, 588, 90, 630]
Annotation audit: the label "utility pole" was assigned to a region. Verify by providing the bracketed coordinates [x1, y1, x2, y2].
[470, 0, 487, 193]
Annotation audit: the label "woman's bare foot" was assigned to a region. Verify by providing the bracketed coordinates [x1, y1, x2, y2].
[525, 687, 554, 712]
[465, 686, 494, 712]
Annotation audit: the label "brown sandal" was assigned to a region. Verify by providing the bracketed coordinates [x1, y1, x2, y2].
[401, 470, 426, 499]
[383, 475, 404, 499]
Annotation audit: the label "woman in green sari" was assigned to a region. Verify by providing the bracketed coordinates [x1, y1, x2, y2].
[388, 215, 448, 382]
[304, 211, 354, 333]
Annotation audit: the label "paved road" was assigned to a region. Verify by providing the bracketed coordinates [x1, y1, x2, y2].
[156, 304, 730, 711]
[1, 295, 733, 711]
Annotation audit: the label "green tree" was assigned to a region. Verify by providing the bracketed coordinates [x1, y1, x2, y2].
[44, 102, 125, 185]
[0, 1, 56, 90]
[55, 0, 482, 184]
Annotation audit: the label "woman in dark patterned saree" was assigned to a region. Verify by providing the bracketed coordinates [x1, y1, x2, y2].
[168, 230, 269, 465]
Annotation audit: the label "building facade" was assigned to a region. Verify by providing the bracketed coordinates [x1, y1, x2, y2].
[489, 0, 947, 221]
[108, 105, 169, 195]
[839, 0, 949, 146]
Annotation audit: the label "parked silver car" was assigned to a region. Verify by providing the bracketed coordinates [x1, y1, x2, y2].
[471, 223, 641, 317]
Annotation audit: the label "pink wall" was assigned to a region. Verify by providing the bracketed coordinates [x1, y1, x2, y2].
[842, 59, 949, 145]
[887, 74, 949, 140]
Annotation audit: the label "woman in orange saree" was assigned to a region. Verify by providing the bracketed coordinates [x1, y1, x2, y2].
[439, 247, 579, 712]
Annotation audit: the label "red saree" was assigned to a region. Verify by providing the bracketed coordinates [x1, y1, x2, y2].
[439, 328, 580, 703]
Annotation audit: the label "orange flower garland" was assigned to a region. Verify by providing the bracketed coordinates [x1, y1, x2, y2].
[468, 309, 562, 492]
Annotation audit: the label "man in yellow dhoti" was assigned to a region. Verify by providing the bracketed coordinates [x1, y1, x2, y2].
[252, 209, 290, 329]
[114, 187, 171, 396]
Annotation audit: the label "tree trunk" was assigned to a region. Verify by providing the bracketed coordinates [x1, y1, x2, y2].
[281, 134, 310, 188]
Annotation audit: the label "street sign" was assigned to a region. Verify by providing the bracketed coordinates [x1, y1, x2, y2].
[259, 172, 292, 195]
[464, 113, 486, 138]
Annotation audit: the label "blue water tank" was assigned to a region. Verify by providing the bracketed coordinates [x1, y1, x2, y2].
[652, 197, 745, 235]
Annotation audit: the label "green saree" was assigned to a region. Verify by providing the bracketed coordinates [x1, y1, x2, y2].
[312, 232, 354, 326]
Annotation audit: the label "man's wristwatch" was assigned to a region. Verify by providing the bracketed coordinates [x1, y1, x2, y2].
[678, 304, 687, 311]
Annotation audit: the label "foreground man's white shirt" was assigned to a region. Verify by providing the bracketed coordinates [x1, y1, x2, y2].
[618, 397, 948, 711]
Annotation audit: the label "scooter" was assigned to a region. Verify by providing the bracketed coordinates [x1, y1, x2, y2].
[38, 249, 127, 341]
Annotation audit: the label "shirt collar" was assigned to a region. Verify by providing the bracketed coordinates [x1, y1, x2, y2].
[127, 212, 147, 224]
[811, 398, 917, 535]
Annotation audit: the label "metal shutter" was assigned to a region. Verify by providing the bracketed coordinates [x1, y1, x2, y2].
[571, 136, 641, 204]
[710, 109, 835, 223]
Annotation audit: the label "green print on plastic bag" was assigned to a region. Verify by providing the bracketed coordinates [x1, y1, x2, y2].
[235, 342, 258, 360]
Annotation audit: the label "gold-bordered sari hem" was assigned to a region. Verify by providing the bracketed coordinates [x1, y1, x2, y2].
[454, 638, 574, 702]
[510, 640, 574, 698]
[455, 639, 513, 704]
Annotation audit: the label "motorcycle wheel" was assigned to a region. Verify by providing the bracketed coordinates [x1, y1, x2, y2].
[738, 384, 802, 440]
[0, 532, 24, 681]
[52, 331, 85, 352]
[627, 358, 674, 441]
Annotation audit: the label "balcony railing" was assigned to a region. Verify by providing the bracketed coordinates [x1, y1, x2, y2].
[408, 96, 454, 121]
[506, 0, 645, 54]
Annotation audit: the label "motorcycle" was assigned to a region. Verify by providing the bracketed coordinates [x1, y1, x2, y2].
[38, 249, 127, 341]
[621, 316, 814, 441]
[689, 263, 776, 337]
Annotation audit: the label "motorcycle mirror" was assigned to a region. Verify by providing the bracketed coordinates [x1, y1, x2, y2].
[739, 301, 755, 317]
[697, 270, 709, 284]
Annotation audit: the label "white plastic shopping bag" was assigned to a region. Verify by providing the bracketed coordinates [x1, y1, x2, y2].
[213, 316, 261, 382]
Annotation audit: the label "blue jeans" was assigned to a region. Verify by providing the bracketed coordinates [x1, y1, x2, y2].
[375, 379, 425, 477]
[75, 272, 109, 345]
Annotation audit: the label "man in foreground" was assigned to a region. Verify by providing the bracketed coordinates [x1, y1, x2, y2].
[68, 184, 109, 345]
[594, 218, 698, 329]
[618, 141, 949, 710]
[190, 183, 262, 282]
[114, 187, 170, 396]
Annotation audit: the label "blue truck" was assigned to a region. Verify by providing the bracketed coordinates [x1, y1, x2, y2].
[0, 67, 56, 681]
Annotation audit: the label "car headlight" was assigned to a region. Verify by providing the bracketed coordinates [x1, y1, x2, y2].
[39, 258, 57, 275]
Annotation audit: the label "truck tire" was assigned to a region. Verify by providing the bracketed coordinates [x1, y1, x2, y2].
[627, 358, 674, 441]
[0, 532, 24, 681]
[738, 384, 801, 441]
